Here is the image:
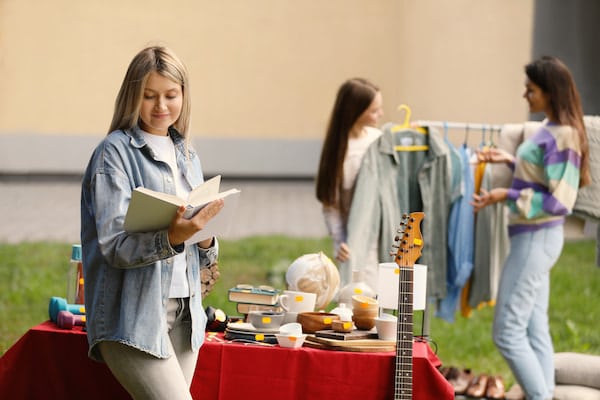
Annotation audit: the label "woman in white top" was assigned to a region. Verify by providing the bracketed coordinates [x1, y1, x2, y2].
[316, 78, 384, 267]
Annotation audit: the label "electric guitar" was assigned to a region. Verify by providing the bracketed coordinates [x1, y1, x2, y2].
[391, 212, 424, 400]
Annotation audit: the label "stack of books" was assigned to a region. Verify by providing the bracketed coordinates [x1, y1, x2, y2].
[227, 285, 282, 315]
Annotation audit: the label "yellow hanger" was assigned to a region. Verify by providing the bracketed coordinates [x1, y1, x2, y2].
[392, 104, 429, 151]
[391, 104, 427, 134]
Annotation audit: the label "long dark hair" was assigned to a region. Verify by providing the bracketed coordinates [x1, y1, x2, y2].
[316, 78, 379, 207]
[525, 56, 591, 187]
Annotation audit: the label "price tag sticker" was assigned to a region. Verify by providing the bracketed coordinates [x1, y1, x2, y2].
[394, 268, 400, 275]
[343, 322, 352, 329]
[81, 316, 86, 323]
[353, 288, 363, 294]
[294, 295, 304, 302]
[79, 306, 86, 313]
[414, 238, 423, 246]
[255, 334, 265, 341]
[288, 336, 297, 342]
[262, 317, 272, 324]
[324, 317, 332, 324]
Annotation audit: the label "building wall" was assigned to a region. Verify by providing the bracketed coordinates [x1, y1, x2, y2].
[0, 1, 534, 177]
[532, 0, 600, 116]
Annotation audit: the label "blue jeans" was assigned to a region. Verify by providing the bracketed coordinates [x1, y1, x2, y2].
[493, 225, 563, 400]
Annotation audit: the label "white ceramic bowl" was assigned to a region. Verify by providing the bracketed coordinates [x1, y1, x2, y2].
[279, 322, 302, 336]
[275, 334, 307, 349]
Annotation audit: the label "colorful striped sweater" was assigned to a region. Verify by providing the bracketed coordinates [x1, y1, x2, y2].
[506, 122, 582, 236]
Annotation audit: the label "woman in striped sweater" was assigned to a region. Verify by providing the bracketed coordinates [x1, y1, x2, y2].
[471, 56, 591, 400]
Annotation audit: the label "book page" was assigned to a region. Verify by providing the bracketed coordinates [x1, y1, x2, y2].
[185, 190, 241, 244]
[134, 187, 184, 206]
[183, 188, 241, 219]
[187, 175, 221, 205]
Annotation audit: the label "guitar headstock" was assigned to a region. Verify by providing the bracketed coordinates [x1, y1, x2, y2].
[391, 212, 424, 267]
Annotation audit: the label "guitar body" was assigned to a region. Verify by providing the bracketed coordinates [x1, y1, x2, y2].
[392, 212, 424, 400]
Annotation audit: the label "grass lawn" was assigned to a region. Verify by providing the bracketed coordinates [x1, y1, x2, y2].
[1, 237, 598, 388]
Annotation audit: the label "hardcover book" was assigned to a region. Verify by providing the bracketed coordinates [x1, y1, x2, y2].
[228, 286, 280, 306]
[236, 303, 282, 314]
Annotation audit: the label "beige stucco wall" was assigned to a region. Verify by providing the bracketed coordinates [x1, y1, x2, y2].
[0, 0, 534, 175]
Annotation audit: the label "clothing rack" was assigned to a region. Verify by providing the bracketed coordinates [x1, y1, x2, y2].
[413, 120, 503, 132]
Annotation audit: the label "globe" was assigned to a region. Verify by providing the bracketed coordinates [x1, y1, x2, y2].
[286, 252, 340, 310]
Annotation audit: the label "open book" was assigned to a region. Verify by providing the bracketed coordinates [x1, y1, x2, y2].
[123, 175, 241, 244]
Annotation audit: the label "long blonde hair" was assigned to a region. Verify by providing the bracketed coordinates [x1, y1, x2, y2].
[109, 46, 191, 139]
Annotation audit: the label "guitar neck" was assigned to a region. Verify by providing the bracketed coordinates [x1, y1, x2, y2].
[392, 211, 424, 400]
[394, 266, 413, 400]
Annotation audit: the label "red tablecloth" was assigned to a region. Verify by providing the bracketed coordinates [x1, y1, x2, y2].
[0, 321, 453, 399]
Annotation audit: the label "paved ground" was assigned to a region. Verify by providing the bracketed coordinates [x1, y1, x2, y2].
[0, 178, 328, 244]
[1, 176, 593, 244]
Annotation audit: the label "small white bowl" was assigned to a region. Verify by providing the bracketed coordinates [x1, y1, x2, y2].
[279, 322, 302, 336]
[275, 334, 307, 349]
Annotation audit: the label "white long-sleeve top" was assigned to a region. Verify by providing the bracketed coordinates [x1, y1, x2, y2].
[322, 126, 382, 254]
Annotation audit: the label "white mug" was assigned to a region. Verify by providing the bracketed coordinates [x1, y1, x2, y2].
[279, 290, 316, 313]
[375, 313, 397, 341]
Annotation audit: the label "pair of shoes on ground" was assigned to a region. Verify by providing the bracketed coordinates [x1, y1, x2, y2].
[440, 366, 472, 394]
[439, 366, 505, 399]
[465, 374, 504, 399]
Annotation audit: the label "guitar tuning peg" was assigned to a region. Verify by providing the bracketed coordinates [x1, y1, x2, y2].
[394, 235, 400, 241]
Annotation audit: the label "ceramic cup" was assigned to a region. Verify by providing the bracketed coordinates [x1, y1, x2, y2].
[375, 313, 397, 341]
[279, 290, 317, 313]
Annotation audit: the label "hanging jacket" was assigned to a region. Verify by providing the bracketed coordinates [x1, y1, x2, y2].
[344, 124, 451, 299]
[437, 143, 474, 322]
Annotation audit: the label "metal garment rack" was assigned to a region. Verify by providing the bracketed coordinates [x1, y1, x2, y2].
[412, 120, 504, 132]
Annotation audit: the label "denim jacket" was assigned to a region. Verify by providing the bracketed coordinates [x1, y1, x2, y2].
[80, 126, 218, 361]
[345, 125, 451, 299]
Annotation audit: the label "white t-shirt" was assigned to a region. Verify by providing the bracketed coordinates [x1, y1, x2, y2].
[142, 131, 190, 298]
[342, 126, 382, 191]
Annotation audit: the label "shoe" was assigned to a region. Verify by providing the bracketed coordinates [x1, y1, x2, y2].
[446, 368, 472, 395]
[466, 374, 488, 398]
[438, 366, 450, 378]
[486, 375, 505, 399]
[504, 383, 525, 400]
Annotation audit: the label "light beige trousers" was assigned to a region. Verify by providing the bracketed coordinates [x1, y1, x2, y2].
[98, 298, 198, 400]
